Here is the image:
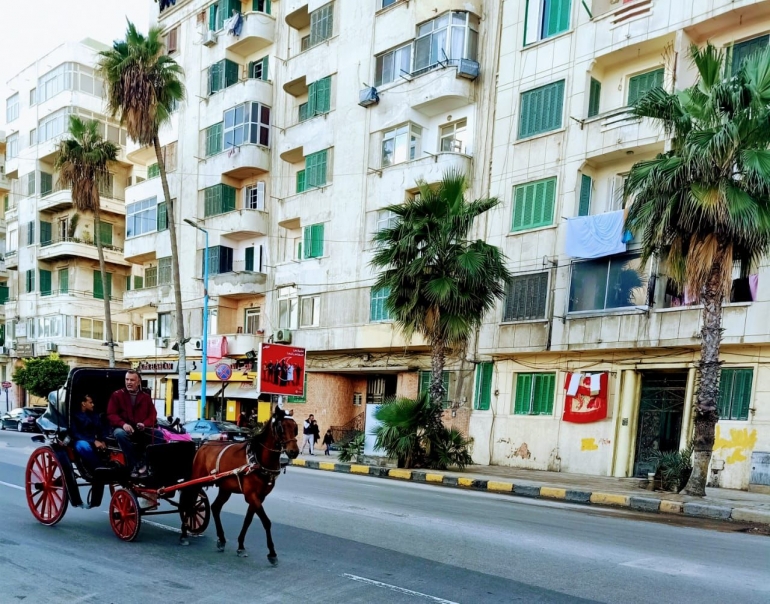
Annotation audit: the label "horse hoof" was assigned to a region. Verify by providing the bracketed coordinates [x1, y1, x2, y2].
[267, 555, 277, 565]
[216, 540, 225, 552]
[237, 549, 248, 558]
[179, 537, 190, 546]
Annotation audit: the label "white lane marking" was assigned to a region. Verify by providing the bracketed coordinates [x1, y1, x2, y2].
[101, 510, 183, 534]
[0, 480, 24, 490]
[343, 573, 460, 604]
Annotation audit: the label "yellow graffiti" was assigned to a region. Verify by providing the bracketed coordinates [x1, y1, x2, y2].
[713, 426, 757, 465]
[581, 438, 599, 451]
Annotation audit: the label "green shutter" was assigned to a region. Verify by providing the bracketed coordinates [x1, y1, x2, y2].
[39, 270, 52, 296]
[588, 78, 601, 118]
[93, 271, 111, 299]
[512, 178, 556, 231]
[223, 184, 236, 212]
[303, 226, 312, 259]
[40, 172, 53, 196]
[134, 276, 144, 289]
[206, 122, 223, 156]
[3, 195, 8, 211]
[58, 268, 69, 294]
[312, 223, 324, 257]
[99, 222, 113, 246]
[26, 270, 34, 293]
[305, 149, 328, 188]
[514, 374, 533, 414]
[533, 373, 555, 415]
[208, 3, 218, 30]
[157, 201, 168, 231]
[628, 68, 664, 105]
[261, 55, 269, 80]
[578, 174, 592, 216]
[125, 276, 131, 291]
[314, 77, 331, 114]
[730, 35, 769, 75]
[245, 246, 254, 271]
[418, 371, 431, 397]
[296, 169, 306, 193]
[40, 221, 52, 246]
[225, 59, 240, 87]
[519, 80, 564, 138]
[147, 163, 160, 179]
[719, 368, 753, 420]
[474, 362, 493, 411]
[545, 0, 571, 38]
[0, 285, 9, 305]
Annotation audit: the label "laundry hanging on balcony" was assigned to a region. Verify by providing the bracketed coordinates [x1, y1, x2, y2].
[207, 336, 229, 362]
[225, 10, 243, 37]
[563, 372, 608, 423]
[157, 0, 177, 11]
[565, 210, 627, 259]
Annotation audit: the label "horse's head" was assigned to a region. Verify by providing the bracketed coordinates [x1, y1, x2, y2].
[273, 416, 300, 459]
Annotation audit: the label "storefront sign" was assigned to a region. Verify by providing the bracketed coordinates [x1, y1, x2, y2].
[256, 343, 306, 397]
[15, 343, 34, 357]
[136, 360, 178, 373]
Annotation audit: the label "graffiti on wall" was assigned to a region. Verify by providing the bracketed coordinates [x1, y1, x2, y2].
[580, 437, 612, 451]
[713, 426, 757, 464]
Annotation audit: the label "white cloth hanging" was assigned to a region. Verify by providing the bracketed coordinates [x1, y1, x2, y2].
[565, 210, 627, 259]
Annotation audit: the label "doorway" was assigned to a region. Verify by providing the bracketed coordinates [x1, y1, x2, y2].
[633, 371, 688, 477]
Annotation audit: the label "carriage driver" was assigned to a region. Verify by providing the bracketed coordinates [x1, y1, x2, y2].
[107, 370, 161, 478]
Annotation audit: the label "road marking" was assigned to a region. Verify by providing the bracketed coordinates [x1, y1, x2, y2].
[102, 510, 185, 534]
[0, 480, 24, 491]
[342, 574, 460, 604]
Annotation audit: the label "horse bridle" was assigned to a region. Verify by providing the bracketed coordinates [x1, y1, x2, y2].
[258, 419, 298, 455]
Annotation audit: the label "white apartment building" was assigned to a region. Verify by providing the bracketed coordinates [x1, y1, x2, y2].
[126, 0, 497, 427]
[2, 40, 139, 404]
[470, 0, 770, 491]
[0, 132, 14, 409]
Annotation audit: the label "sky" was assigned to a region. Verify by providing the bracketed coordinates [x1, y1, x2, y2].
[0, 0, 150, 124]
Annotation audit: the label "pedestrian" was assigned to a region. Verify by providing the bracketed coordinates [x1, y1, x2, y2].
[311, 420, 321, 453]
[322, 428, 334, 456]
[238, 411, 248, 428]
[301, 414, 315, 454]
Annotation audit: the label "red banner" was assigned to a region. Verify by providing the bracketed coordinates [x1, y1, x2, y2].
[563, 372, 608, 423]
[256, 344, 306, 397]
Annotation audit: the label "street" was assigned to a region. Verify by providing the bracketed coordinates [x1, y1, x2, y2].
[0, 431, 768, 604]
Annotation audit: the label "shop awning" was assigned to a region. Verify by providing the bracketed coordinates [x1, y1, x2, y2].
[187, 382, 223, 398]
[230, 383, 261, 400]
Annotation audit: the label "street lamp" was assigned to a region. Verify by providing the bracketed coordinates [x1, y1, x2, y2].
[184, 218, 209, 421]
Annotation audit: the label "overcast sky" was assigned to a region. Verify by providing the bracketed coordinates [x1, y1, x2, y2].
[0, 0, 150, 126]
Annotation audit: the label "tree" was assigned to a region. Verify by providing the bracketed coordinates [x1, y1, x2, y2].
[624, 43, 770, 496]
[55, 116, 119, 367]
[370, 170, 511, 420]
[13, 355, 70, 399]
[98, 23, 187, 412]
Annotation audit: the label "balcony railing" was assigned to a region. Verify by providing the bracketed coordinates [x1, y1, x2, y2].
[41, 236, 124, 254]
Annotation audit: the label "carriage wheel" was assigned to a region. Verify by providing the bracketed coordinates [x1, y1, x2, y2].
[25, 447, 69, 526]
[109, 489, 141, 542]
[183, 490, 211, 535]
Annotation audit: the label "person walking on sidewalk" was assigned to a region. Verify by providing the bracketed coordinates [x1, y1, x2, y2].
[311, 420, 321, 455]
[301, 414, 315, 454]
[322, 428, 334, 456]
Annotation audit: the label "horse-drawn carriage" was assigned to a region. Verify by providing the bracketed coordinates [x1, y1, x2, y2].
[25, 367, 299, 557]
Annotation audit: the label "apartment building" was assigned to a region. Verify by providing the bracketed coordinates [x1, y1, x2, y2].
[127, 0, 498, 425]
[469, 0, 770, 491]
[0, 133, 13, 408]
[2, 39, 139, 404]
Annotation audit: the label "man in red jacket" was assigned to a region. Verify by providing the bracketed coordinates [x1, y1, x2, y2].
[107, 370, 160, 478]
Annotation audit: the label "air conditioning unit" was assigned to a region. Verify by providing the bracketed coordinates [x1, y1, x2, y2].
[155, 337, 169, 348]
[193, 339, 203, 351]
[203, 30, 218, 47]
[0, 346, 8, 356]
[274, 329, 292, 344]
[358, 86, 380, 108]
[456, 59, 480, 80]
[44, 342, 57, 353]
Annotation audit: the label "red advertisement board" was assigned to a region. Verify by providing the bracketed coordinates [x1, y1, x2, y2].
[256, 343, 306, 397]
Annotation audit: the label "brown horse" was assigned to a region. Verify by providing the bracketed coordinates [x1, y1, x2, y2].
[179, 415, 299, 561]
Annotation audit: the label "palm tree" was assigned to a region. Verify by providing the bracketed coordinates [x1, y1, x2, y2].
[625, 43, 770, 496]
[371, 170, 511, 419]
[55, 116, 119, 367]
[98, 23, 187, 409]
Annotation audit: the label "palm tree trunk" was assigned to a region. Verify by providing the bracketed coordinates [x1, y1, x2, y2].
[93, 207, 115, 368]
[153, 135, 187, 420]
[682, 264, 723, 496]
[429, 336, 446, 429]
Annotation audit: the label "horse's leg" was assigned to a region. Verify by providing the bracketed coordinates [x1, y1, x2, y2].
[254, 503, 277, 564]
[178, 486, 197, 546]
[212, 489, 232, 552]
[236, 503, 257, 557]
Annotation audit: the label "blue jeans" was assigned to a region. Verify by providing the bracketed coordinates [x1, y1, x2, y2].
[74, 440, 102, 472]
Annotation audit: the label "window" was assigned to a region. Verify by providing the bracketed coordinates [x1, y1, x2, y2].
[37, 63, 104, 103]
[380, 0, 401, 8]
[440, 119, 467, 153]
[40, 221, 52, 246]
[157, 201, 168, 231]
[204, 184, 237, 217]
[30, 128, 38, 146]
[524, 0, 571, 45]
[513, 372, 556, 415]
[308, 2, 334, 48]
[24, 172, 36, 197]
[300, 296, 321, 327]
[209, 0, 241, 31]
[58, 268, 69, 294]
[504, 272, 548, 321]
[249, 56, 269, 81]
[29, 88, 36, 106]
[40, 172, 53, 197]
[253, 0, 271, 14]
[224, 102, 271, 149]
[93, 270, 113, 300]
[206, 245, 234, 275]
[161, 142, 177, 173]
[166, 26, 179, 54]
[375, 44, 412, 86]
[6, 93, 19, 123]
[26, 221, 36, 245]
[25, 269, 35, 293]
[569, 253, 647, 313]
[145, 266, 158, 288]
[245, 246, 255, 271]
[587, 78, 601, 118]
[382, 123, 422, 167]
[628, 68, 664, 105]
[208, 59, 240, 96]
[245, 182, 265, 210]
[370, 287, 392, 322]
[278, 287, 299, 330]
[205, 122, 223, 156]
[730, 35, 768, 75]
[296, 170, 306, 193]
[474, 362, 493, 410]
[298, 76, 331, 122]
[39, 270, 52, 297]
[146, 318, 158, 338]
[6, 134, 18, 159]
[158, 313, 172, 338]
[376, 209, 398, 232]
[147, 163, 160, 179]
[512, 177, 556, 231]
[126, 197, 157, 238]
[718, 368, 753, 421]
[305, 149, 328, 189]
[577, 173, 593, 216]
[79, 318, 104, 340]
[413, 12, 479, 74]
[519, 80, 565, 139]
[158, 257, 173, 285]
[245, 308, 261, 334]
[418, 370, 451, 406]
[303, 223, 325, 259]
[99, 221, 113, 246]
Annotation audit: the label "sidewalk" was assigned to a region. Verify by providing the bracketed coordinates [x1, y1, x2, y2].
[292, 451, 770, 527]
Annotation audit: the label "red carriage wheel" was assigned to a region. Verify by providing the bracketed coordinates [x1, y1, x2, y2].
[182, 490, 211, 535]
[25, 447, 69, 526]
[109, 489, 141, 541]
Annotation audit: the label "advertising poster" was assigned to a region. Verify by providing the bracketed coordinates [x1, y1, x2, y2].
[364, 403, 384, 457]
[562, 372, 609, 423]
[256, 343, 306, 397]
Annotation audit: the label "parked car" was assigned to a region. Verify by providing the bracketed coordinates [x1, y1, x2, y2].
[182, 420, 248, 443]
[1, 407, 45, 432]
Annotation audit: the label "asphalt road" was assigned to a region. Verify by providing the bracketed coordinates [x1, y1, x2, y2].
[0, 430, 767, 604]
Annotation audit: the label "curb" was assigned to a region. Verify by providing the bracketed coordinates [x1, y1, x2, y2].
[290, 458, 770, 528]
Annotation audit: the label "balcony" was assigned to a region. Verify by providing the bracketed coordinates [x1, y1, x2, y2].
[5, 251, 18, 269]
[38, 238, 129, 266]
[225, 11, 275, 56]
[0, 171, 9, 191]
[218, 333, 264, 356]
[205, 208, 268, 240]
[584, 108, 664, 162]
[209, 268, 267, 299]
[202, 78, 272, 127]
[123, 338, 173, 359]
[279, 115, 335, 163]
[409, 64, 479, 117]
[122, 286, 166, 311]
[371, 152, 473, 196]
[124, 230, 171, 264]
[0, 259, 7, 279]
[199, 145, 270, 184]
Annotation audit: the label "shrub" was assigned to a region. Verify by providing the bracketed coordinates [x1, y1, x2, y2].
[338, 432, 365, 463]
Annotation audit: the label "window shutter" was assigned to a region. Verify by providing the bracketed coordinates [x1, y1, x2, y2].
[93, 270, 103, 299]
[628, 68, 663, 105]
[315, 77, 331, 114]
[533, 373, 555, 415]
[40, 220, 52, 245]
[40, 172, 53, 196]
[307, 80, 318, 116]
[296, 170, 306, 193]
[27, 221, 35, 245]
[588, 78, 601, 118]
[59, 268, 69, 294]
[261, 55, 269, 80]
[39, 270, 52, 296]
[418, 371, 431, 398]
[225, 59, 239, 87]
[730, 36, 769, 74]
[157, 201, 168, 231]
[512, 183, 526, 231]
[245, 246, 255, 271]
[514, 374, 532, 414]
[545, 0, 571, 38]
[312, 223, 324, 257]
[474, 362, 493, 411]
[99, 222, 113, 246]
[208, 3, 218, 30]
[735, 369, 753, 420]
[256, 181, 265, 210]
[303, 226, 312, 259]
[134, 276, 144, 289]
[578, 174, 592, 216]
[223, 184, 236, 212]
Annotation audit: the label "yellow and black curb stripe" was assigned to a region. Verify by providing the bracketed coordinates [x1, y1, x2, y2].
[290, 459, 770, 526]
